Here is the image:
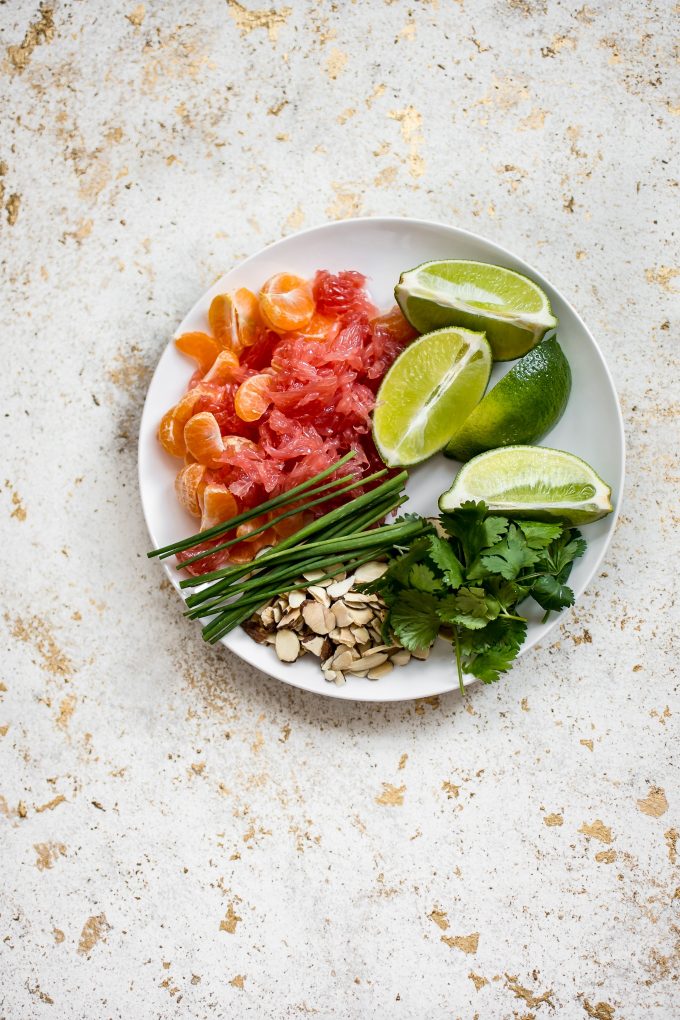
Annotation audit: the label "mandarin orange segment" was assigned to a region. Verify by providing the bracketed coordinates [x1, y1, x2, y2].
[200, 483, 239, 532]
[174, 463, 207, 517]
[158, 406, 185, 458]
[175, 332, 221, 373]
[259, 273, 315, 333]
[209, 289, 261, 353]
[234, 374, 272, 422]
[203, 350, 240, 385]
[184, 411, 224, 465]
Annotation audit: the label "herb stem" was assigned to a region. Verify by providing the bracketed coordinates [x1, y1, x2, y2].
[453, 627, 464, 696]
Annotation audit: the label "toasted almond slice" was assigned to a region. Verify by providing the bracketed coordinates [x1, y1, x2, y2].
[343, 592, 375, 605]
[367, 661, 394, 680]
[390, 649, 411, 666]
[279, 607, 301, 627]
[350, 669, 369, 678]
[350, 651, 390, 671]
[332, 650, 355, 671]
[331, 602, 354, 628]
[322, 668, 340, 683]
[260, 605, 276, 628]
[411, 645, 431, 660]
[345, 607, 373, 626]
[303, 568, 326, 583]
[287, 591, 306, 609]
[275, 629, 300, 662]
[302, 602, 335, 635]
[308, 585, 331, 607]
[354, 561, 388, 583]
[333, 672, 346, 686]
[301, 635, 327, 657]
[326, 575, 355, 598]
[351, 626, 370, 644]
[272, 605, 283, 624]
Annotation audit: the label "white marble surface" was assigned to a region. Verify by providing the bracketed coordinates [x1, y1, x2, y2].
[1, 2, 678, 1017]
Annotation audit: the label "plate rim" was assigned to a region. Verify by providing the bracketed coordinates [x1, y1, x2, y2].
[138, 215, 626, 703]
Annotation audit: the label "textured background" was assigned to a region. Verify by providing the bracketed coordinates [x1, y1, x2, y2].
[1, 1, 678, 1017]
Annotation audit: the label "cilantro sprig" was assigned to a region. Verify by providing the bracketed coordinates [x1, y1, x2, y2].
[362, 501, 586, 694]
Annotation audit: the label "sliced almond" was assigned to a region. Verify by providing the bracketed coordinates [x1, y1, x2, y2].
[390, 649, 411, 666]
[332, 602, 354, 629]
[348, 651, 390, 671]
[326, 575, 355, 599]
[287, 591, 306, 609]
[351, 626, 370, 644]
[279, 607, 301, 627]
[332, 649, 355, 671]
[302, 568, 326, 583]
[271, 605, 283, 624]
[367, 661, 394, 680]
[344, 592, 375, 606]
[260, 605, 276, 628]
[308, 585, 331, 607]
[322, 668, 340, 683]
[302, 602, 336, 635]
[275, 629, 300, 662]
[301, 636, 325, 656]
[241, 619, 271, 644]
[354, 561, 388, 584]
[345, 607, 374, 626]
[411, 645, 431, 661]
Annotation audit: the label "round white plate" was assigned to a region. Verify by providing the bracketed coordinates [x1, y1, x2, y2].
[139, 217, 625, 702]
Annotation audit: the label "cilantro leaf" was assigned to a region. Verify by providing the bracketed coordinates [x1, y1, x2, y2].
[538, 529, 586, 577]
[480, 524, 539, 580]
[390, 590, 441, 651]
[458, 616, 526, 658]
[388, 537, 432, 586]
[517, 520, 563, 549]
[427, 535, 464, 589]
[408, 563, 442, 592]
[438, 587, 500, 629]
[531, 575, 575, 611]
[482, 516, 510, 548]
[440, 501, 492, 565]
[466, 645, 520, 684]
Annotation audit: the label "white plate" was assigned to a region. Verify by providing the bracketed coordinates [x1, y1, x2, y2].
[138, 217, 625, 703]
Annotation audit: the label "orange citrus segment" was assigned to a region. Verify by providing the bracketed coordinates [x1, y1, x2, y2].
[175, 332, 221, 373]
[203, 350, 240, 385]
[259, 273, 315, 333]
[175, 463, 207, 517]
[234, 374, 272, 422]
[157, 389, 205, 458]
[285, 311, 340, 344]
[209, 289, 262, 353]
[200, 483, 238, 531]
[184, 411, 224, 465]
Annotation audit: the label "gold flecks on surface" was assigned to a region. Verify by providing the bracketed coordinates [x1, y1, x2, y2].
[229, 974, 246, 989]
[441, 932, 479, 954]
[644, 266, 680, 292]
[397, 21, 416, 41]
[664, 828, 678, 865]
[34, 842, 67, 871]
[35, 794, 66, 813]
[579, 820, 613, 844]
[505, 974, 554, 1009]
[637, 786, 668, 818]
[18, 800, 28, 818]
[428, 907, 449, 931]
[583, 1000, 616, 1020]
[0, 724, 8, 738]
[366, 83, 386, 108]
[520, 697, 529, 711]
[77, 913, 111, 955]
[125, 4, 145, 27]
[6, 194, 21, 226]
[325, 184, 363, 221]
[9, 614, 73, 678]
[375, 783, 405, 806]
[53, 928, 65, 943]
[442, 780, 459, 799]
[337, 107, 357, 124]
[544, 813, 563, 827]
[325, 48, 348, 80]
[374, 165, 398, 188]
[226, 1, 292, 43]
[6, 2, 55, 74]
[518, 108, 548, 130]
[580, 739, 594, 751]
[595, 849, 617, 863]
[220, 902, 242, 933]
[469, 971, 489, 991]
[389, 106, 425, 179]
[9, 490, 27, 521]
[398, 753, 408, 771]
[56, 694, 77, 730]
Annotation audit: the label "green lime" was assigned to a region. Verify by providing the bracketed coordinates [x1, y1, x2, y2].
[445, 336, 571, 461]
[395, 260, 558, 361]
[373, 327, 492, 467]
[439, 445, 613, 524]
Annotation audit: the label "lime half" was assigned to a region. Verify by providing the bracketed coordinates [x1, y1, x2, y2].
[395, 260, 558, 361]
[373, 327, 492, 467]
[439, 445, 613, 525]
[445, 336, 571, 461]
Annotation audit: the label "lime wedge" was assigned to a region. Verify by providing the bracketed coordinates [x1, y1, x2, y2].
[445, 337, 571, 461]
[373, 327, 492, 467]
[439, 445, 613, 525]
[395, 260, 558, 361]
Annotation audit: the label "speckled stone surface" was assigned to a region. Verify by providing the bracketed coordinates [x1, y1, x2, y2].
[1, 1, 678, 1017]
